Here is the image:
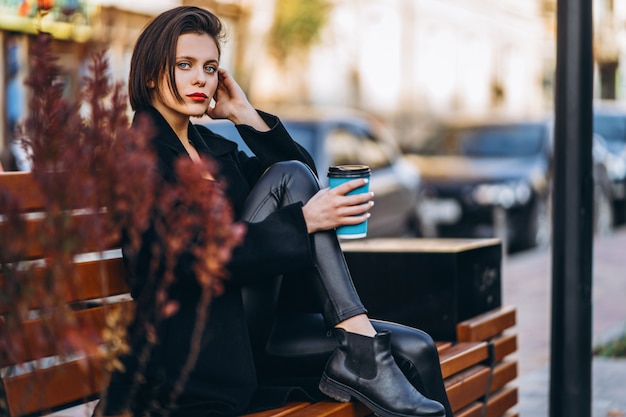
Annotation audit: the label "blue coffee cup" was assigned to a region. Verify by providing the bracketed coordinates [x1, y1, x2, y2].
[327, 165, 372, 239]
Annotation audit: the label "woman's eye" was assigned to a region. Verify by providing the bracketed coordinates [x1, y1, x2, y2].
[178, 62, 191, 70]
[204, 65, 217, 74]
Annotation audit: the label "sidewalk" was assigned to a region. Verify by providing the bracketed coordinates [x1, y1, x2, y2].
[502, 226, 626, 417]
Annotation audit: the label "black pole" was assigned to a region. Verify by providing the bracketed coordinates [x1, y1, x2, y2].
[550, 0, 594, 416]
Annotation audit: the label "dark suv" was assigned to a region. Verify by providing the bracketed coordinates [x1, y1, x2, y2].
[404, 120, 553, 251]
[404, 118, 617, 251]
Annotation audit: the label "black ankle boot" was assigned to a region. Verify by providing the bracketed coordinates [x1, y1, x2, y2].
[319, 329, 446, 417]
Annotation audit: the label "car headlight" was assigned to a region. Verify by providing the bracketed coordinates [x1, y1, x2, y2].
[471, 181, 532, 208]
[606, 154, 626, 181]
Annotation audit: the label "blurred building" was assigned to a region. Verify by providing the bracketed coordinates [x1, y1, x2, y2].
[542, 0, 626, 100]
[240, 0, 626, 135]
[244, 0, 552, 124]
[0, 0, 95, 167]
[2, 0, 626, 162]
[0, 0, 243, 165]
[592, 0, 626, 100]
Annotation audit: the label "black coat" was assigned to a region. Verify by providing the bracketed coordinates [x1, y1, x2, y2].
[114, 107, 321, 416]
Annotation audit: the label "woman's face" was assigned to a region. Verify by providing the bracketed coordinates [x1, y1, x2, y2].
[152, 32, 219, 123]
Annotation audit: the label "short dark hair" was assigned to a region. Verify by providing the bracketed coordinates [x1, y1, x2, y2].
[129, 6, 225, 111]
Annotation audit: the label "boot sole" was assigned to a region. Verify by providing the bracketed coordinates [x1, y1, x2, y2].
[319, 373, 445, 417]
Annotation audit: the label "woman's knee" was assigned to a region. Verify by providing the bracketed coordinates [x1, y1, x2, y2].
[242, 161, 320, 222]
[262, 160, 320, 199]
[265, 160, 317, 184]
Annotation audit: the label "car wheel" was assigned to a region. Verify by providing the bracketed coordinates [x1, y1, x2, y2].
[594, 185, 614, 236]
[613, 199, 626, 226]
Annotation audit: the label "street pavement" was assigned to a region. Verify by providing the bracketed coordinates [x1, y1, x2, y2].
[503, 225, 626, 417]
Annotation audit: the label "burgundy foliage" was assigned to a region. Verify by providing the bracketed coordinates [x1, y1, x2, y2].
[0, 34, 244, 413]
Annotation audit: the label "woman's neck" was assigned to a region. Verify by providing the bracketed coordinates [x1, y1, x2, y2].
[151, 103, 190, 142]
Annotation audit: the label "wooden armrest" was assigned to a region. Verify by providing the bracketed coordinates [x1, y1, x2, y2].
[456, 306, 516, 342]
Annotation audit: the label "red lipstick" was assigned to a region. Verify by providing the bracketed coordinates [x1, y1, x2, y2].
[188, 92, 208, 102]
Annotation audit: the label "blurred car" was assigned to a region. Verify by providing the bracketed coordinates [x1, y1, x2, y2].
[200, 108, 423, 238]
[403, 119, 553, 251]
[592, 134, 617, 236]
[402, 118, 615, 251]
[593, 102, 626, 224]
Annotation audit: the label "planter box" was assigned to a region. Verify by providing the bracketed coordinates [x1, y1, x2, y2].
[341, 238, 502, 341]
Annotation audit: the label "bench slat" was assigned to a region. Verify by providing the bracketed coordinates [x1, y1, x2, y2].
[489, 361, 517, 395]
[454, 401, 484, 417]
[445, 365, 490, 412]
[1, 357, 107, 417]
[240, 402, 313, 417]
[482, 386, 518, 417]
[0, 172, 109, 214]
[435, 341, 453, 353]
[0, 257, 128, 315]
[1, 302, 133, 368]
[0, 213, 119, 260]
[439, 342, 488, 378]
[492, 333, 517, 363]
[456, 306, 516, 342]
[282, 401, 371, 417]
[0, 172, 44, 212]
[444, 359, 518, 413]
[65, 258, 129, 303]
[453, 386, 518, 417]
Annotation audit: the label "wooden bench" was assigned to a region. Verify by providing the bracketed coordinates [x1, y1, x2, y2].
[0, 171, 519, 417]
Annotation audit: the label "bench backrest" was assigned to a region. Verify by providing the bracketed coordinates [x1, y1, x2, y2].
[0, 171, 130, 416]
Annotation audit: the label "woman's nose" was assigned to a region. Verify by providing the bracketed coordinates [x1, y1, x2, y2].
[193, 68, 207, 86]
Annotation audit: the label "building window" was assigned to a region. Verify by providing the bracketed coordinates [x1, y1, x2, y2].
[599, 62, 618, 100]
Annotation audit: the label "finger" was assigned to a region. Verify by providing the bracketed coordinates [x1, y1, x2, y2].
[340, 191, 374, 207]
[341, 201, 374, 217]
[217, 68, 229, 82]
[330, 178, 369, 195]
[341, 211, 371, 225]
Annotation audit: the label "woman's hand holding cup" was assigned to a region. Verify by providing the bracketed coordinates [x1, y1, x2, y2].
[302, 165, 373, 237]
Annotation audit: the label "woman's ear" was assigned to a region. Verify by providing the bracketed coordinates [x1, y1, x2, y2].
[147, 79, 156, 89]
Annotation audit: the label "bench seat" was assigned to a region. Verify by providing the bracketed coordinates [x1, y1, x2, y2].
[0, 172, 518, 417]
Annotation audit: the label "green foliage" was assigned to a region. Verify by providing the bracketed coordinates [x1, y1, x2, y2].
[594, 331, 626, 358]
[269, 0, 331, 61]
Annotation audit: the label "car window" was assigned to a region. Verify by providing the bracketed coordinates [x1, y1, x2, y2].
[593, 114, 626, 150]
[204, 121, 314, 157]
[203, 121, 253, 154]
[325, 126, 394, 170]
[418, 124, 546, 158]
[281, 123, 317, 153]
[203, 118, 395, 171]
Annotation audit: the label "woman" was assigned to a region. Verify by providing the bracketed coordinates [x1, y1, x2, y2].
[100, 6, 451, 417]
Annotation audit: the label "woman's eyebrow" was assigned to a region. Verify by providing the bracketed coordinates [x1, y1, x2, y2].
[177, 55, 219, 64]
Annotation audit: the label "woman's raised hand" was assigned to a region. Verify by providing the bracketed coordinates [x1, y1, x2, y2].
[302, 178, 374, 234]
[206, 68, 269, 132]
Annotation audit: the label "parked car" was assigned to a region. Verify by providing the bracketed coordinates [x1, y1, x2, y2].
[592, 134, 617, 235]
[200, 108, 423, 238]
[594, 101, 626, 224]
[402, 119, 553, 251]
[402, 118, 615, 251]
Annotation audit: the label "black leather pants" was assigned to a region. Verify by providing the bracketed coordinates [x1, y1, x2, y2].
[240, 160, 367, 329]
[240, 161, 453, 417]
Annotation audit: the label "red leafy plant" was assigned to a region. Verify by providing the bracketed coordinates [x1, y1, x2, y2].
[0, 33, 244, 415]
